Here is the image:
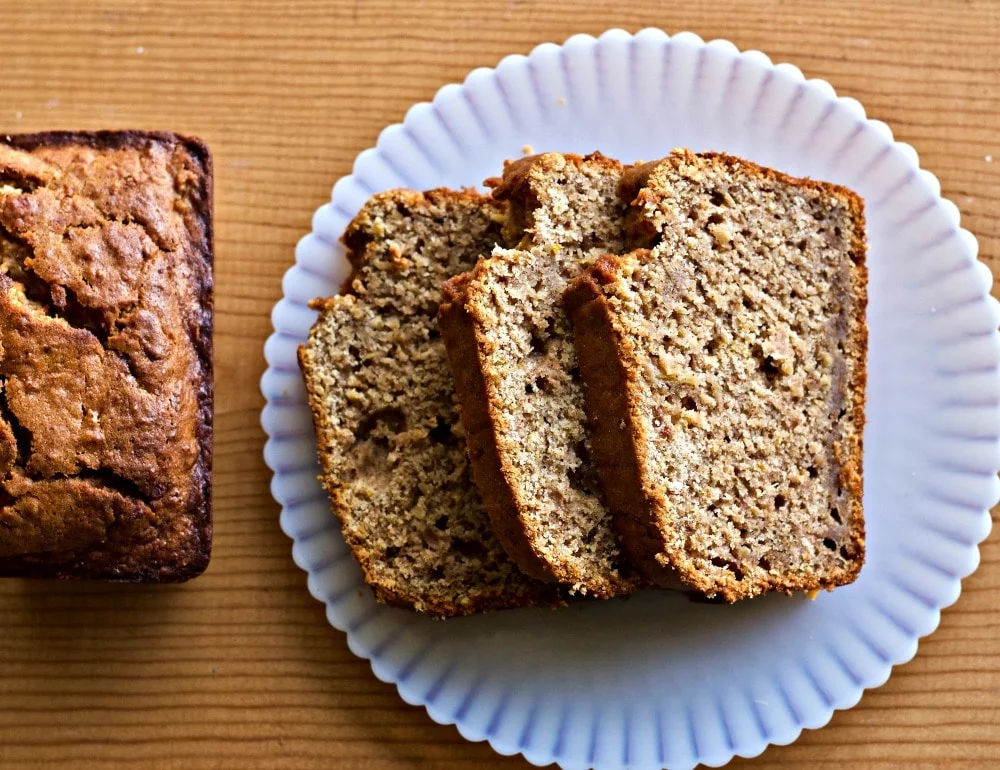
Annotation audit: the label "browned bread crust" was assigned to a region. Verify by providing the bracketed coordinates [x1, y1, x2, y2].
[300, 188, 566, 617]
[566, 150, 866, 601]
[0, 131, 213, 582]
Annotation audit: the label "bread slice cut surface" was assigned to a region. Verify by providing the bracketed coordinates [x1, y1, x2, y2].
[299, 189, 563, 617]
[438, 152, 640, 597]
[565, 150, 867, 601]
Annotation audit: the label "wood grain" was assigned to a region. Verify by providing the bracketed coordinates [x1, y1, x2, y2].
[1, 1, 998, 768]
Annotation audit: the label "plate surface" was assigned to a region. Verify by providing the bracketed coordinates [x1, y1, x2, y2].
[261, 28, 1000, 770]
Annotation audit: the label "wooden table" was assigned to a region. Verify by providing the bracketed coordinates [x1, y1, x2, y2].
[1, 1, 997, 768]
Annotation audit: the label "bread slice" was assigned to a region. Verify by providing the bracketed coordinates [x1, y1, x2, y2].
[299, 189, 564, 617]
[438, 153, 640, 597]
[564, 150, 867, 601]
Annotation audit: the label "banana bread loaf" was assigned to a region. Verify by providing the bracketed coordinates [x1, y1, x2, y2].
[0, 131, 213, 582]
[565, 150, 867, 601]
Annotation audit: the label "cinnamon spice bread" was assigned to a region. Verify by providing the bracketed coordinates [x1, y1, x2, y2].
[438, 153, 639, 598]
[0, 131, 213, 582]
[299, 189, 564, 617]
[565, 151, 867, 601]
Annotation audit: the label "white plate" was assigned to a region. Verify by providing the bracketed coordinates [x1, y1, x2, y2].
[261, 28, 1000, 770]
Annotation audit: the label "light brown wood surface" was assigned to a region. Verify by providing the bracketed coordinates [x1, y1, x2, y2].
[1, 1, 998, 768]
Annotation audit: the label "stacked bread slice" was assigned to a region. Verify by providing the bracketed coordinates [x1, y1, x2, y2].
[300, 149, 867, 617]
[299, 190, 565, 616]
[439, 153, 640, 598]
[566, 152, 867, 601]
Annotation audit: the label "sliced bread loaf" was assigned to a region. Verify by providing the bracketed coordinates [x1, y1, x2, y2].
[299, 189, 564, 617]
[564, 151, 867, 601]
[438, 153, 640, 597]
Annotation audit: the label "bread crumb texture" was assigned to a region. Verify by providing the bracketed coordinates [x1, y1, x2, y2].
[458, 153, 640, 597]
[589, 150, 867, 601]
[299, 189, 562, 617]
[0, 132, 213, 581]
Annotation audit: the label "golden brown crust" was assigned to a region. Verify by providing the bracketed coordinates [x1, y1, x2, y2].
[617, 160, 662, 249]
[616, 160, 659, 203]
[0, 131, 213, 582]
[0, 472, 141, 557]
[838, 188, 868, 586]
[437, 275, 557, 583]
